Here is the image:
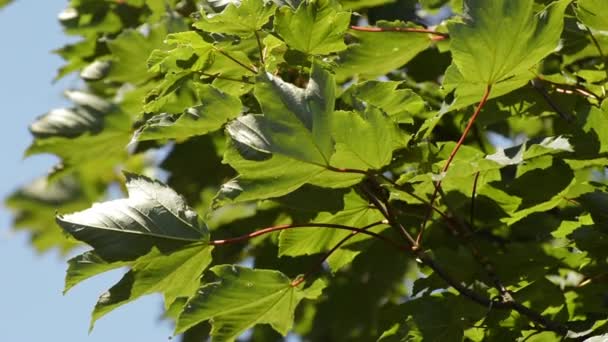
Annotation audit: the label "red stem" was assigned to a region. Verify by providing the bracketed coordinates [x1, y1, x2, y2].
[416, 85, 493, 245]
[349, 25, 449, 40]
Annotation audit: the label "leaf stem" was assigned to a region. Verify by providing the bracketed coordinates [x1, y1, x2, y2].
[417, 84, 492, 245]
[290, 221, 386, 287]
[349, 25, 449, 41]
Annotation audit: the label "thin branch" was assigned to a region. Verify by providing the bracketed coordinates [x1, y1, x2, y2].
[417, 84, 493, 245]
[584, 25, 608, 81]
[254, 30, 265, 67]
[209, 222, 403, 251]
[214, 48, 258, 74]
[325, 165, 370, 176]
[349, 25, 449, 40]
[470, 171, 480, 229]
[290, 221, 386, 287]
[530, 79, 574, 122]
[359, 182, 419, 249]
[534, 75, 601, 100]
[200, 72, 254, 84]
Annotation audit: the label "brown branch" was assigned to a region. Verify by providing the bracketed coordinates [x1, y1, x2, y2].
[534, 75, 601, 100]
[209, 222, 403, 251]
[349, 25, 449, 41]
[417, 84, 493, 245]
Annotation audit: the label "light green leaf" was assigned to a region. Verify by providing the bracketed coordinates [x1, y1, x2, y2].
[56, 172, 208, 261]
[91, 244, 213, 328]
[330, 107, 403, 170]
[176, 265, 326, 340]
[135, 84, 242, 141]
[445, 0, 570, 109]
[64, 252, 127, 294]
[194, 0, 276, 37]
[335, 21, 432, 81]
[576, 0, 608, 32]
[274, 0, 350, 55]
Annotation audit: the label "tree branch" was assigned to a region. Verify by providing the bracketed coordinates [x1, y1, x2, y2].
[417, 85, 493, 245]
[209, 222, 403, 251]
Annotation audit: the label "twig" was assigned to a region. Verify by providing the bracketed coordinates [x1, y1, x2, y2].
[534, 75, 600, 100]
[290, 221, 386, 287]
[584, 25, 608, 81]
[349, 25, 449, 41]
[470, 171, 480, 229]
[209, 222, 403, 251]
[530, 79, 574, 122]
[214, 48, 258, 74]
[254, 30, 265, 67]
[417, 85, 493, 245]
[200, 72, 254, 84]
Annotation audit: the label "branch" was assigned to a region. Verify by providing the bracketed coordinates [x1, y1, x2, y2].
[209, 222, 403, 251]
[349, 25, 449, 41]
[417, 84, 493, 245]
[362, 176, 571, 335]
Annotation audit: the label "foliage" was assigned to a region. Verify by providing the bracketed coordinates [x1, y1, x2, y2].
[6, 0, 608, 340]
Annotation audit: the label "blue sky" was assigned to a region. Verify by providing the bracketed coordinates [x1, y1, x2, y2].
[0, 1, 174, 340]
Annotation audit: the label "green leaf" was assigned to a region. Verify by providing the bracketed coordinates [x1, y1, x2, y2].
[252, 61, 335, 164]
[341, 80, 427, 123]
[335, 21, 432, 81]
[90, 244, 213, 328]
[274, 0, 350, 55]
[218, 62, 365, 203]
[576, 0, 608, 32]
[56, 172, 208, 261]
[331, 107, 404, 170]
[106, 22, 168, 84]
[193, 0, 276, 37]
[445, 0, 570, 109]
[176, 265, 326, 340]
[135, 84, 242, 141]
